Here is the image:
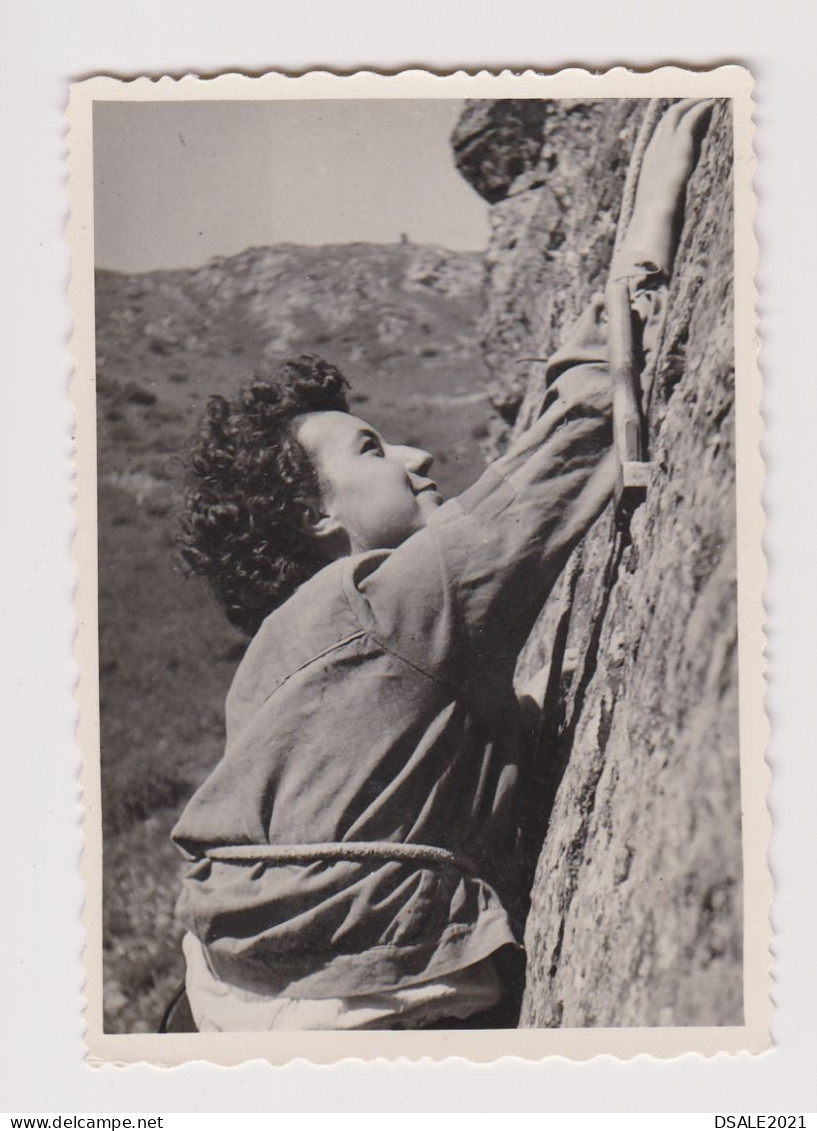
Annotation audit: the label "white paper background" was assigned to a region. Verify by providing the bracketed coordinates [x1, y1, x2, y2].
[1, 0, 813, 1113]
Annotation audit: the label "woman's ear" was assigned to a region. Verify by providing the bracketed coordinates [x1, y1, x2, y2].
[298, 501, 349, 559]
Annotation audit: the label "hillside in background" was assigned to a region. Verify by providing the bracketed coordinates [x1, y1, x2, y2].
[96, 240, 491, 1031]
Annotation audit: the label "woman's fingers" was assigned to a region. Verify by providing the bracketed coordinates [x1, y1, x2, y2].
[666, 96, 714, 120]
[667, 97, 716, 133]
[647, 98, 715, 168]
[679, 98, 716, 136]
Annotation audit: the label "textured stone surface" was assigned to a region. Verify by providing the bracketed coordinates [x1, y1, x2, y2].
[455, 99, 642, 436]
[452, 99, 551, 204]
[454, 99, 743, 1027]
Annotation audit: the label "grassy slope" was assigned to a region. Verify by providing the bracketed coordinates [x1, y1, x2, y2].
[96, 241, 492, 1031]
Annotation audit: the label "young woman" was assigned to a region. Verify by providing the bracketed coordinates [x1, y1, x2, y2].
[170, 99, 714, 1031]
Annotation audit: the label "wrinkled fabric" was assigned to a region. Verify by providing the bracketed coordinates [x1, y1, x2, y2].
[182, 932, 502, 1031]
[171, 287, 651, 1009]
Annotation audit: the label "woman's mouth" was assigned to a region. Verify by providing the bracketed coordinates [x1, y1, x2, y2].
[417, 481, 443, 504]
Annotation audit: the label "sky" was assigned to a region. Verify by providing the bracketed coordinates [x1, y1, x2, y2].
[93, 99, 491, 272]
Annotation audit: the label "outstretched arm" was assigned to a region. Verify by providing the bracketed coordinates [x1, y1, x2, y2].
[613, 98, 715, 279]
[357, 102, 716, 697]
[507, 98, 716, 436]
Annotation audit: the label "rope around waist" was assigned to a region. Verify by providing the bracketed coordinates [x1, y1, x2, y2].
[205, 840, 474, 873]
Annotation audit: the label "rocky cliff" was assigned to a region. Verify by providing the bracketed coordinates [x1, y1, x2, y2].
[453, 98, 742, 1027]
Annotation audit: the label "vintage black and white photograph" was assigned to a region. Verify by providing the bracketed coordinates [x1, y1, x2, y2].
[68, 68, 767, 1062]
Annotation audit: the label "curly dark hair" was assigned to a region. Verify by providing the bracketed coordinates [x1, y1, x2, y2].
[179, 354, 350, 636]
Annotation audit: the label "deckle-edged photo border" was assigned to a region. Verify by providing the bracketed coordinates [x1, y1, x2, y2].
[67, 64, 769, 1066]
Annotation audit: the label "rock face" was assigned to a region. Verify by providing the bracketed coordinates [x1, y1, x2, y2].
[454, 99, 743, 1026]
[454, 98, 640, 429]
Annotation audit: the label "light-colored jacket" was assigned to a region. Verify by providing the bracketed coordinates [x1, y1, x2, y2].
[172, 300, 621, 1005]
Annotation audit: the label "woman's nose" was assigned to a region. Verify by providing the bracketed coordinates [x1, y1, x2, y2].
[388, 443, 434, 476]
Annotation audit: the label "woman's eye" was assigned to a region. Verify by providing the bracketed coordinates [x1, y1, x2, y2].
[362, 439, 383, 456]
